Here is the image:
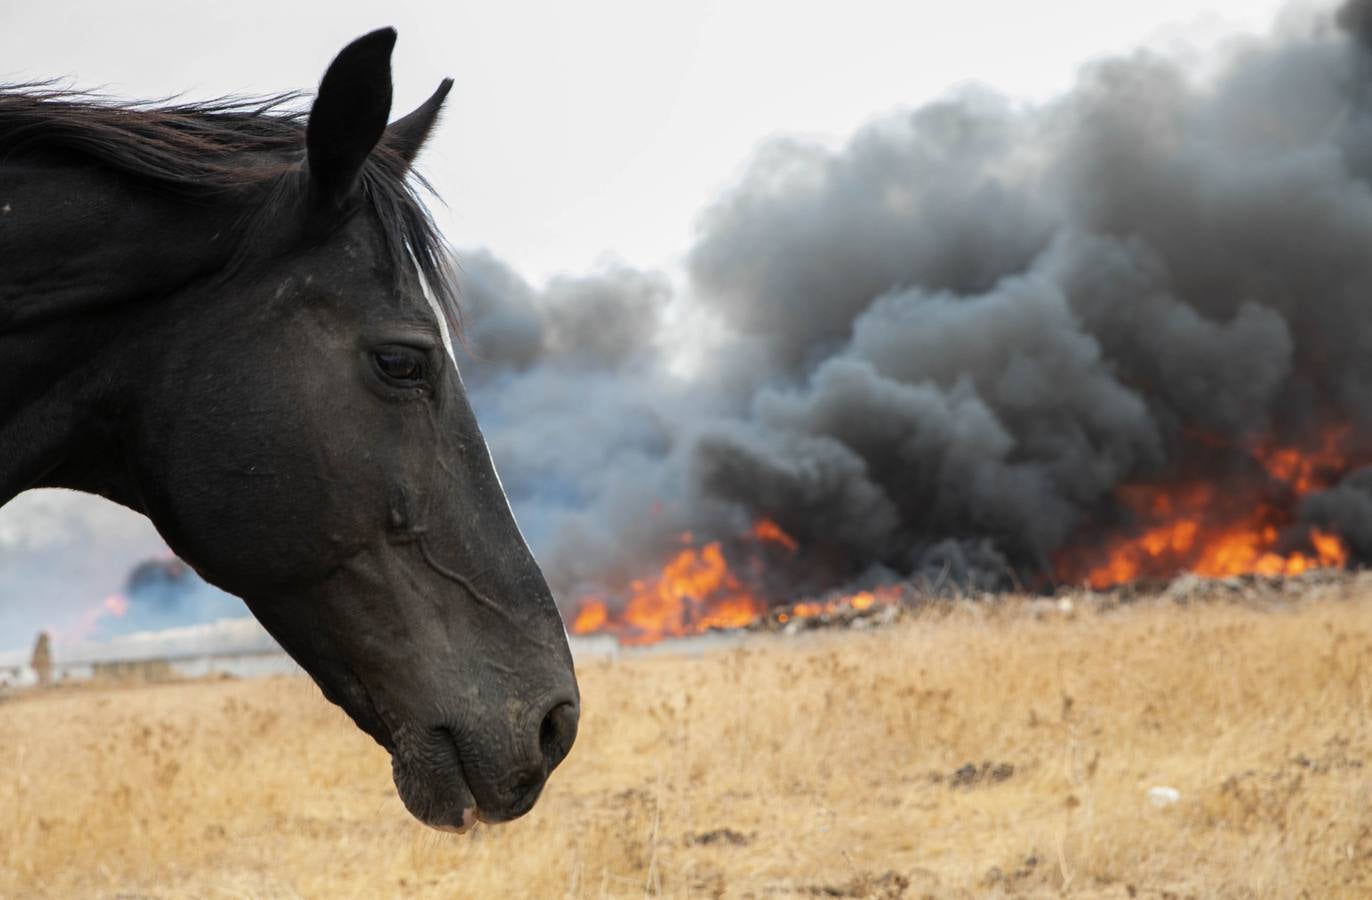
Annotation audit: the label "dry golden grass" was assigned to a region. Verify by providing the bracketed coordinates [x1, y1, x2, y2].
[3, 586, 1370, 899]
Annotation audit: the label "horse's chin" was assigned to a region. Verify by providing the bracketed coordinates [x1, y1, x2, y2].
[317, 669, 491, 832]
[389, 723, 481, 832]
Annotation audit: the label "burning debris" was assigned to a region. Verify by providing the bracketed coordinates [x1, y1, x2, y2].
[568, 522, 1366, 646]
[568, 518, 920, 644]
[1052, 428, 1362, 589]
[459, 2, 1372, 645]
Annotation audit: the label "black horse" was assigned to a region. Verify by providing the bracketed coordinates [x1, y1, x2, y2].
[0, 29, 578, 832]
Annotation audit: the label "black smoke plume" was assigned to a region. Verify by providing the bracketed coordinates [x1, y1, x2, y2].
[458, 3, 1372, 609]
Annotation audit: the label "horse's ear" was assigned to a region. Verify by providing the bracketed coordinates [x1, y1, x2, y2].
[306, 28, 396, 207]
[386, 78, 453, 167]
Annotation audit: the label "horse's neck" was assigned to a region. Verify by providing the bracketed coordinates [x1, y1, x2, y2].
[1, 162, 238, 327]
[0, 162, 239, 508]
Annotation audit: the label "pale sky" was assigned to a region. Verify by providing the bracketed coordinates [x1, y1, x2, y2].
[0, 0, 1297, 281]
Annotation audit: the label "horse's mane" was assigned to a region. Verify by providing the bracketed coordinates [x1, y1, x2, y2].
[0, 84, 459, 333]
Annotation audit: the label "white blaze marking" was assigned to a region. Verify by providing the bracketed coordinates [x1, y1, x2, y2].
[414, 250, 456, 363]
[427, 288, 456, 363]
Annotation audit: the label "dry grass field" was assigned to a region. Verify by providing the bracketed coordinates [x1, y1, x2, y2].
[3, 583, 1371, 899]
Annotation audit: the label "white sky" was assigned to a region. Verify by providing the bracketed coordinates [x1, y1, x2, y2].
[0, 0, 1298, 282]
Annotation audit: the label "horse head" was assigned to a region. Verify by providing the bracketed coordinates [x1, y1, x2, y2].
[2, 30, 579, 830]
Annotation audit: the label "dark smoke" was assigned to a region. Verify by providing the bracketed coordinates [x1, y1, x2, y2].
[1302, 466, 1372, 556]
[457, 3, 1372, 607]
[1339, 0, 1372, 51]
[104, 558, 244, 638]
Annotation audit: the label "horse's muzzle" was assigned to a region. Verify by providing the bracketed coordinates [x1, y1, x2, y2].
[390, 691, 579, 830]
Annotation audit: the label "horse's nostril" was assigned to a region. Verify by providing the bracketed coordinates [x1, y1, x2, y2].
[538, 700, 578, 773]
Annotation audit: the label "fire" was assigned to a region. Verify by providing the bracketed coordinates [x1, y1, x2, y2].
[1056, 431, 1358, 589]
[751, 518, 798, 552]
[568, 519, 904, 645]
[571, 431, 1364, 645]
[571, 539, 765, 646]
[571, 598, 608, 634]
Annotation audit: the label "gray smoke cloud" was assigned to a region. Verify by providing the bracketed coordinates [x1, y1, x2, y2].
[458, 250, 671, 375]
[456, 1, 1372, 607]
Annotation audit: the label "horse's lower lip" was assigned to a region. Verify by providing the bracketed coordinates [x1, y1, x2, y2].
[389, 729, 479, 830]
[430, 808, 478, 834]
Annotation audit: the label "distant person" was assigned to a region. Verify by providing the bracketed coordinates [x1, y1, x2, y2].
[30, 631, 52, 687]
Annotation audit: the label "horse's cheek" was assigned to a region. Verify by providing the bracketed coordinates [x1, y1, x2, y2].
[134, 363, 366, 592]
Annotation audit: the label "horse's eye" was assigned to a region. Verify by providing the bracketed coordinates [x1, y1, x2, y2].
[374, 348, 425, 384]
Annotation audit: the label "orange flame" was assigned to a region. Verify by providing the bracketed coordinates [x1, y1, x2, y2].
[751, 518, 798, 553]
[581, 541, 764, 645]
[1057, 430, 1357, 589]
[568, 519, 901, 645]
[571, 598, 608, 634]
